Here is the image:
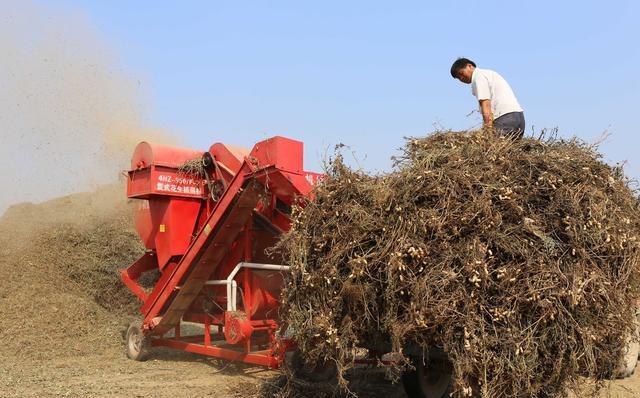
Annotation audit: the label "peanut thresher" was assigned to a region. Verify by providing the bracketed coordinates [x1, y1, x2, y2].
[121, 136, 321, 368]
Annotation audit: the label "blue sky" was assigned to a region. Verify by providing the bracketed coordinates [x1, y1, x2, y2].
[39, 0, 640, 175]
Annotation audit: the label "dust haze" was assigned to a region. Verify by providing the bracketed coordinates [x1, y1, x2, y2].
[0, 1, 175, 215]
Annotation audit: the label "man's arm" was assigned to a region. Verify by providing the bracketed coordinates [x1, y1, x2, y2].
[479, 99, 493, 128]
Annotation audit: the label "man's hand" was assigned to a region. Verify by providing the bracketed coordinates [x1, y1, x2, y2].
[479, 99, 493, 128]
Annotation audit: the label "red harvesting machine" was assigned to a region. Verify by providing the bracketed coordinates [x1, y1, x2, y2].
[121, 136, 322, 368]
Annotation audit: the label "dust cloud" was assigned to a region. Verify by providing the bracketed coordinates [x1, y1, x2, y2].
[0, 1, 175, 215]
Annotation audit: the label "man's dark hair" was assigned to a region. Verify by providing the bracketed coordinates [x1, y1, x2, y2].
[450, 58, 476, 78]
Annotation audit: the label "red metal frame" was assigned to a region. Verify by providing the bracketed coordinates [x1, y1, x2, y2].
[121, 136, 317, 368]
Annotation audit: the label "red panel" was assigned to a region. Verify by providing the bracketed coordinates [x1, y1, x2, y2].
[150, 197, 202, 270]
[249, 136, 303, 173]
[127, 167, 152, 198]
[209, 143, 250, 174]
[120, 252, 158, 301]
[253, 169, 311, 204]
[128, 141, 207, 200]
[249, 272, 283, 317]
[128, 165, 206, 199]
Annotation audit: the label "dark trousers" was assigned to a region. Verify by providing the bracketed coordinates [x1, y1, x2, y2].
[494, 111, 525, 139]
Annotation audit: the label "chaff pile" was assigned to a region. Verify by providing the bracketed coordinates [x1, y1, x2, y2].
[0, 184, 145, 360]
[279, 130, 640, 397]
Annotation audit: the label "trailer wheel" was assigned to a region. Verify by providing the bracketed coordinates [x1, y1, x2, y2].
[126, 321, 151, 361]
[616, 312, 640, 378]
[402, 349, 452, 398]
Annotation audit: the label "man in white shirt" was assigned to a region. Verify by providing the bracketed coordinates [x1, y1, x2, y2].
[450, 58, 525, 139]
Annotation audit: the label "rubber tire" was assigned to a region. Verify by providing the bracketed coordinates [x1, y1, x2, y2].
[402, 350, 453, 398]
[285, 349, 337, 383]
[617, 313, 640, 379]
[126, 321, 151, 361]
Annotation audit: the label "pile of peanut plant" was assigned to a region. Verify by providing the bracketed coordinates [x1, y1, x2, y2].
[278, 130, 640, 397]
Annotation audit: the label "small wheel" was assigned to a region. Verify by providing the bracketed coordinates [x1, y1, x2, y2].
[402, 349, 453, 398]
[285, 349, 337, 383]
[616, 313, 640, 378]
[126, 321, 151, 361]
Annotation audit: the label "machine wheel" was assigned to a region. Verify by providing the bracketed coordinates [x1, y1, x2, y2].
[285, 349, 337, 383]
[126, 321, 151, 361]
[616, 312, 640, 378]
[402, 349, 453, 398]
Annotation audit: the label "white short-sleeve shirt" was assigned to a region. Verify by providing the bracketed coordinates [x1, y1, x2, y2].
[471, 68, 523, 119]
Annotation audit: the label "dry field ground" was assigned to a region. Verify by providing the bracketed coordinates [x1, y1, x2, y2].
[1, 349, 639, 397]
